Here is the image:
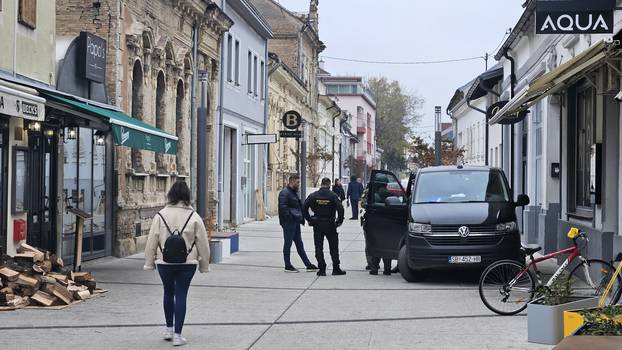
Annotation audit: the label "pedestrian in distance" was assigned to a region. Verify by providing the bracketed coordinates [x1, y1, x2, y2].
[332, 178, 346, 202]
[144, 181, 211, 347]
[304, 177, 346, 276]
[346, 175, 364, 220]
[278, 174, 319, 273]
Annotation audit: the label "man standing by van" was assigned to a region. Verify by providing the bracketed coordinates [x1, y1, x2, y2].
[346, 176, 364, 220]
[278, 175, 318, 273]
[304, 178, 346, 276]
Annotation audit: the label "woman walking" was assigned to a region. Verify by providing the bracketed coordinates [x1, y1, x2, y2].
[144, 181, 210, 346]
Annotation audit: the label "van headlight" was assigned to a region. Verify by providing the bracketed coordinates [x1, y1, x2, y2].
[409, 222, 431, 234]
[496, 221, 517, 232]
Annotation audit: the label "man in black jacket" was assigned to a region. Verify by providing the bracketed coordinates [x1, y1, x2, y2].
[278, 175, 318, 273]
[303, 178, 346, 276]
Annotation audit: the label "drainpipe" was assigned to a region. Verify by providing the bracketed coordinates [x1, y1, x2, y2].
[217, 0, 227, 228]
[190, 21, 199, 205]
[504, 50, 517, 193]
[263, 40, 269, 215]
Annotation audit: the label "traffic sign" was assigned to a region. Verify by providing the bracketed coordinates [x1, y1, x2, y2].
[282, 110, 302, 130]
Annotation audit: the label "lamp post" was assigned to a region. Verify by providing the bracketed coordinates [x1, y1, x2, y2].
[434, 106, 442, 165]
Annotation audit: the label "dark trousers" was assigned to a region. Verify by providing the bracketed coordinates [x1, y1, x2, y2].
[157, 264, 197, 334]
[282, 222, 312, 268]
[370, 257, 392, 273]
[350, 198, 359, 218]
[313, 222, 340, 269]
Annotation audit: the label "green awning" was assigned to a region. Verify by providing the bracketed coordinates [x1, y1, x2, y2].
[44, 94, 178, 155]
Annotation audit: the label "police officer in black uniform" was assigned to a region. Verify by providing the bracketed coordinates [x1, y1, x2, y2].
[303, 178, 346, 276]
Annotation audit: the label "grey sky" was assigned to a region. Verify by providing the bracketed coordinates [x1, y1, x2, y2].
[275, 0, 524, 140]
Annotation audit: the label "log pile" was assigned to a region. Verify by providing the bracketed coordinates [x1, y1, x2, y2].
[0, 244, 103, 311]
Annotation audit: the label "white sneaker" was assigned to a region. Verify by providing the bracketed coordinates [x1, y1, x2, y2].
[163, 327, 174, 341]
[173, 334, 187, 347]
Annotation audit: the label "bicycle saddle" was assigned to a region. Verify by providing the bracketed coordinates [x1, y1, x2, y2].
[521, 243, 542, 255]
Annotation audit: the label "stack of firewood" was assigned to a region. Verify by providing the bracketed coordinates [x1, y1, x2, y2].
[0, 243, 101, 310]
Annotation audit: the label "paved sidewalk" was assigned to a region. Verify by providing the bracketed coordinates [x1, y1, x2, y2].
[0, 218, 551, 350]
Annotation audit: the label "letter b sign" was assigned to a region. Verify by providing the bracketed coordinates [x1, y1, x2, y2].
[282, 110, 302, 130]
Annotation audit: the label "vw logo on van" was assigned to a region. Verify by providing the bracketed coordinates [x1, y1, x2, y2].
[458, 226, 470, 238]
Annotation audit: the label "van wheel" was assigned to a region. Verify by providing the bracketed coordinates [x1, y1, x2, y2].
[398, 245, 425, 282]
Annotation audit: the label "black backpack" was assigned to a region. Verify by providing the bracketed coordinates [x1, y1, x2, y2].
[157, 211, 196, 263]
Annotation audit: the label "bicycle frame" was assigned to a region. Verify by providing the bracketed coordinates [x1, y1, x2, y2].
[508, 245, 584, 291]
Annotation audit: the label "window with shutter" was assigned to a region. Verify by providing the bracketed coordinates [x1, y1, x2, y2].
[18, 0, 37, 29]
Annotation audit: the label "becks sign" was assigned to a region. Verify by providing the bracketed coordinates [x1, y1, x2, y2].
[535, 0, 614, 34]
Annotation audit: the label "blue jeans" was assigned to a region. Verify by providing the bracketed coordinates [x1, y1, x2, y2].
[282, 222, 312, 268]
[157, 264, 196, 334]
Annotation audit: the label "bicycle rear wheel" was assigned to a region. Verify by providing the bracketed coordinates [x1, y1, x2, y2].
[479, 260, 535, 315]
[568, 259, 622, 305]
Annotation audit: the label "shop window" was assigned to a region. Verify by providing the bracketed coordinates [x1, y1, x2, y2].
[575, 84, 596, 213]
[18, 0, 36, 29]
[234, 40, 240, 85]
[12, 149, 28, 213]
[226, 34, 233, 82]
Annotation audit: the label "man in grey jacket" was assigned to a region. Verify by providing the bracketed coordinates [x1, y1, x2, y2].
[278, 174, 318, 273]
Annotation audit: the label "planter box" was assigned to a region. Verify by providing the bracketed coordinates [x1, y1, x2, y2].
[563, 304, 622, 337]
[528, 297, 599, 345]
[553, 335, 622, 349]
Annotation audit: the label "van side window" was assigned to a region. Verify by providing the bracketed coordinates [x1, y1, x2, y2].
[370, 172, 406, 206]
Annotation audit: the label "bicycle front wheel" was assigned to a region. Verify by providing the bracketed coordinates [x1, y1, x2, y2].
[479, 260, 535, 315]
[568, 259, 622, 305]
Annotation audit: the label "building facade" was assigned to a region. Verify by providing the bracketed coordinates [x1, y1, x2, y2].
[253, 0, 326, 210]
[0, 0, 55, 255]
[56, 0, 232, 257]
[447, 67, 504, 167]
[489, 0, 622, 261]
[218, 0, 272, 227]
[321, 75, 377, 180]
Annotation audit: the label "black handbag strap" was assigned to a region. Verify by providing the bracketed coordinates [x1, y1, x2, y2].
[157, 211, 196, 252]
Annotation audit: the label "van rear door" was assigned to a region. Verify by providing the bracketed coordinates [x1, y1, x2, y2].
[363, 170, 408, 260]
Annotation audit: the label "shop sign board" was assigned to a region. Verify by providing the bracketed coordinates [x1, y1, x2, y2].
[279, 130, 302, 139]
[282, 110, 302, 130]
[80, 32, 107, 83]
[0, 86, 45, 121]
[535, 0, 614, 34]
[245, 134, 277, 145]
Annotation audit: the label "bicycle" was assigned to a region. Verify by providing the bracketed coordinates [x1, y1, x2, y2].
[479, 228, 622, 315]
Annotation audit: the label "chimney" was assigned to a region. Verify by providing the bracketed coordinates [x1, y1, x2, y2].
[309, 0, 319, 32]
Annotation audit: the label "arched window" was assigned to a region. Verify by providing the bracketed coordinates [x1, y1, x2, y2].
[156, 71, 166, 172]
[175, 80, 185, 174]
[131, 61, 144, 171]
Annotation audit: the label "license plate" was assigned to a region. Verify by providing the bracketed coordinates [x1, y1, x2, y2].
[448, 256, 481, 264]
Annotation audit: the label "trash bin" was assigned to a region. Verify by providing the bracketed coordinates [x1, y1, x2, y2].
[209, 240, 222, 263]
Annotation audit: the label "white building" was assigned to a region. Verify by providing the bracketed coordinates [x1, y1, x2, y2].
[218, 0, 273, 226]
[447, 67, 504, 167]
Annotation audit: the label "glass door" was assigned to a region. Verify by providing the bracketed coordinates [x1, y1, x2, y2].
[243, 145, 251, 219]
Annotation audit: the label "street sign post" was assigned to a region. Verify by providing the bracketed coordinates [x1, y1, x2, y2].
[245, 133, 277, 145]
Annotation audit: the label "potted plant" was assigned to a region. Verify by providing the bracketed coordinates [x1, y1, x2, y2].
[528, 278, 599, 345]
[555, 305, 622, 349]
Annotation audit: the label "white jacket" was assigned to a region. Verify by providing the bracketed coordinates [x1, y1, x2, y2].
[143, 204, 210, 273]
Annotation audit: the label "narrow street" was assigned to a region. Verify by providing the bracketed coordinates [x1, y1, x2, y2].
[1, 218, 549, 350]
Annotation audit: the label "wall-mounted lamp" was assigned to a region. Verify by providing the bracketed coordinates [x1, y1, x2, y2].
[94, 131, 105, 146]
[29, 121, 42, 132]
[44, 129, 54, 138]
[66, 127, 78, 140]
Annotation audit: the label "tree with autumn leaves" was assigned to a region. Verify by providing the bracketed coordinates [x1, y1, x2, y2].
[408, 135, 465, 168]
